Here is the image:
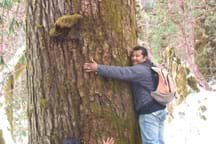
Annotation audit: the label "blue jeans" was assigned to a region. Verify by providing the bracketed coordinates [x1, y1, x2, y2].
[139, 109, 167, 144]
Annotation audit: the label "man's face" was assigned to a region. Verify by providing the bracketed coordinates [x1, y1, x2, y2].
[131, 50, 146, 65]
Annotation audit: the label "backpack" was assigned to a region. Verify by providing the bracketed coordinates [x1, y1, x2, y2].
[151, 66, 176, 106]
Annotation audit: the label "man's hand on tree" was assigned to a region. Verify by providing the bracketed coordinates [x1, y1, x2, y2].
[84, 57, 98, 72]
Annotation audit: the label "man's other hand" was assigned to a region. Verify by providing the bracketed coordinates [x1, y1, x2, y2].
[103, 137, 114, 144]
[84, 57, 98, 72]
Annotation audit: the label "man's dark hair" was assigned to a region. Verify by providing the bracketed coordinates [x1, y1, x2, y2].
[133, 46, 148, 57]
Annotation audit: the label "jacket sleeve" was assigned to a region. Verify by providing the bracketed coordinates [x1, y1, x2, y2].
[96, 64, 149, 82]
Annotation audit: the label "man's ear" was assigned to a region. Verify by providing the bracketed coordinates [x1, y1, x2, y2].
[126, 48, 132, 57]
[143, 56, 148, 61]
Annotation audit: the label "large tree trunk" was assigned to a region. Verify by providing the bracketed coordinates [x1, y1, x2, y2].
[26, 0, 140, 144]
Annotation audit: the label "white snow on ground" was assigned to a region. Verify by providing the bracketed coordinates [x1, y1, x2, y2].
[165, 82, 216, 144]
[0, 97, 15, 144]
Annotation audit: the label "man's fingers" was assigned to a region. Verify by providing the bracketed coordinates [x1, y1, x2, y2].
[111, 138, 114, 144]
[84, 60, 97, 72]
[84, 63, 88, 67]
[85, 69, 93, 72]
[83, 63, 90, 69]
[110, 137, 114, 144]
[90, 57, 93, 62]
[104, 137, 114, 144]
[90, 57, 96, 63]
[108, 137, 114, 142]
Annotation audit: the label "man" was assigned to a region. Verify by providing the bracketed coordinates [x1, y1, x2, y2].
[84, 46, 167, 144]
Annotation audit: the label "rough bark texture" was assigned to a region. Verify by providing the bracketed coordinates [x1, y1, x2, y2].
[26, 0, 140, 144]
[0, 129, 5, 144]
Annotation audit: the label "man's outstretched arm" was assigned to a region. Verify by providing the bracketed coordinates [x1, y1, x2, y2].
[84, 58, 147, 82]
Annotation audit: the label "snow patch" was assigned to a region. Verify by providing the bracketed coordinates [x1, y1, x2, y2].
[165, 84, 216, 144]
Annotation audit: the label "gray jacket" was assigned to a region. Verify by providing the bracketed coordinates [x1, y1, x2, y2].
[97, 60, 165, 114]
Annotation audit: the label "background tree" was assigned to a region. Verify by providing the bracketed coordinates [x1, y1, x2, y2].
[0, 0, 26, 143]
[26, 0, 140, 144]
[136, 0, 216, 92]
[135, 0, 216, 119]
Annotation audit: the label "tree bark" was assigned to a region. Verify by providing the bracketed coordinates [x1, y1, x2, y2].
[0, 129, 5, 144]
[26, 0, 140, 144]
